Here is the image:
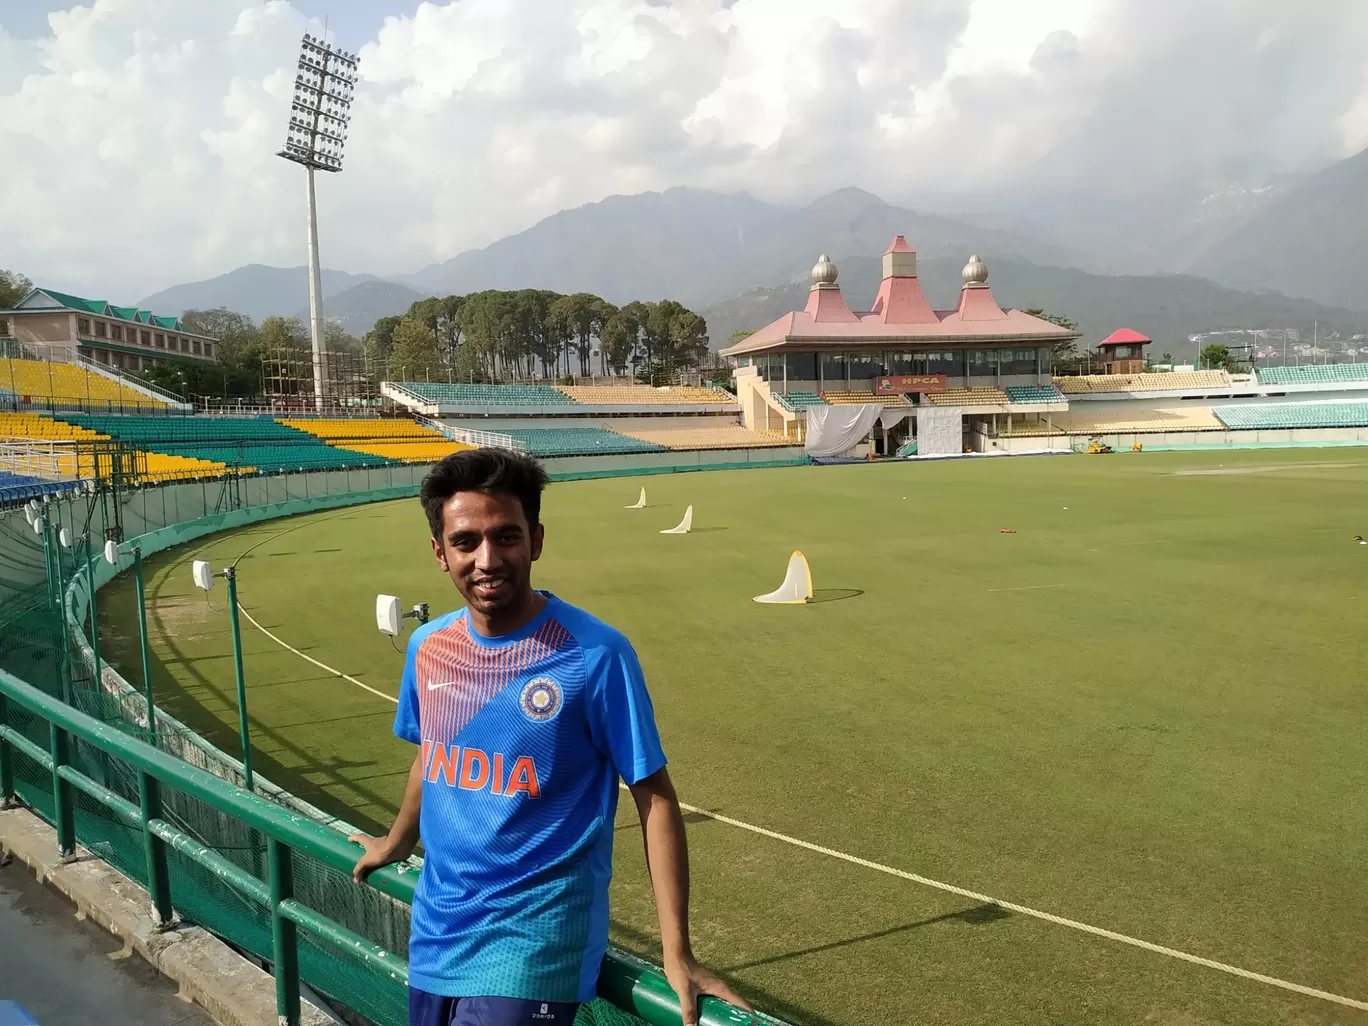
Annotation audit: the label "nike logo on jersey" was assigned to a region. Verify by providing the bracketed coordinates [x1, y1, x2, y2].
[427, 679, 459, 691]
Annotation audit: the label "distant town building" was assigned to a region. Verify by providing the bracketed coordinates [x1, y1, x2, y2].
[0, 288, 217, 373]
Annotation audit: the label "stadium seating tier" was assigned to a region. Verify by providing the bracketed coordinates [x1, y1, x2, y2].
[499, 428, 669, 457]
[611, 425, 794, 450]
[1054, 371, 1230, 394]
[556, 385, 736, 405]
[1212, 402, 1368, 430]
[1254, 364, 1368, 386]
[0, 357, 175, 410]
[1004, 384, 1066, 404]
[924, 387, 1009, 407]
[779, 391, 827, 409]
[393, 383, 576, 406]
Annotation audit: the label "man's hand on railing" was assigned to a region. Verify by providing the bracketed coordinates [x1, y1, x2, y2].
[347, 831, 416, 883]
[664, 952, 752, 1026]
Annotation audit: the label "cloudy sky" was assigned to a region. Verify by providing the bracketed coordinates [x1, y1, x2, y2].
[3, 0, 1367, 300]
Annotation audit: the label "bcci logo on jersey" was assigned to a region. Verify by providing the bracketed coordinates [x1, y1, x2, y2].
[520, 677, 562, 721]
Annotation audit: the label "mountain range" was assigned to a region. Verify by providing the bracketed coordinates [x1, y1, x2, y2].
[135, 148, 1368, 346]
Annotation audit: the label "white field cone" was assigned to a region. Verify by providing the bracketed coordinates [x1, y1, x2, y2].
[753, 551, 813, 604]
[660, 505, 693, 534]
[625, 487, 647, 509]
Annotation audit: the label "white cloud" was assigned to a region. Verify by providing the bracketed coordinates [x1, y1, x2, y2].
[2, 0, 1366, 302]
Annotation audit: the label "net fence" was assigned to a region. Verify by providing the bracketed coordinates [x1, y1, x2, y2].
[0, 467, 677, 1026]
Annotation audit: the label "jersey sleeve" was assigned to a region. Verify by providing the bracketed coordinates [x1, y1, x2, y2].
[586, 637, 667, 785]
[393, 629, 422, 745]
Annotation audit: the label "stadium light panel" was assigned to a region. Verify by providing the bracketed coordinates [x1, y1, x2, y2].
[276, 34, 359, 173]
[32, 516, 44, 535]
[59, 527, 72, 549]
[104, 539, 119, 565]
[192, 560, 215, 592]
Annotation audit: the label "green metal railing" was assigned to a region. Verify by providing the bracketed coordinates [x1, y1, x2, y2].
[0, 669, 769, 1026]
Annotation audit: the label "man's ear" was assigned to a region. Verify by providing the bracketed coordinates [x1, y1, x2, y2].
[431, 536, 449, 572]
[530, 523, 545, 562]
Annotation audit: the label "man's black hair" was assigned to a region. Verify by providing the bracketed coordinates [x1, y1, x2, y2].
[420, 448, 550, 541]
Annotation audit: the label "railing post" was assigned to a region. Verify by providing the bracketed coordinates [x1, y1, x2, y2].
[0, 693, 14, 809]
[49, 722, 75, 858]
[268, 837, 301, 1025]
[132, 547, 156, 745]
[137, 771, 174, 928]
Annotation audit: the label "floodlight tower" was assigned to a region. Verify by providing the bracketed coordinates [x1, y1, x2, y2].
[276, 33, 359, 412]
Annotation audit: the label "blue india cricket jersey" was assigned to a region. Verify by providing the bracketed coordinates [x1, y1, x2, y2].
[393, 592, 667, 1002]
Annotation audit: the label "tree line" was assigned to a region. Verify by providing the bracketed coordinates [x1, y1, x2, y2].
[365, 290, 715, 385]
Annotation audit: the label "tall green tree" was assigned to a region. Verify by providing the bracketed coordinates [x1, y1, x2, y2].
[389, 315, 443, 381]
[1200, 342, 1234, 371]
[0, 270, 31, 309]
[1024, 308, 1080, 365]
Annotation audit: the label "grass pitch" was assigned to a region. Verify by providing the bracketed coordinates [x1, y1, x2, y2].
[100, 448, 1368, 1026]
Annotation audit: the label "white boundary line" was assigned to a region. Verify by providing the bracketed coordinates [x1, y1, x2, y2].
[226, 567, 1368, 1012]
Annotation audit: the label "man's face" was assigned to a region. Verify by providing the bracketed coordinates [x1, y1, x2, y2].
[431, 490, 544, 617]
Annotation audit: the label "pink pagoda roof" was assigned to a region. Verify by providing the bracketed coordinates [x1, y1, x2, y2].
[1099, 328, 1151, 346]
[720, 239, 1078, 357]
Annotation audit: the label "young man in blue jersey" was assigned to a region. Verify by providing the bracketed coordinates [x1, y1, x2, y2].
[350, 449, 749, 1026]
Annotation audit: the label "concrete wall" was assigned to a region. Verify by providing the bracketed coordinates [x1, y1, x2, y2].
[444, 412, 744, 432]
[984, 426, 1368, 452]
[14, 313, 74, 347]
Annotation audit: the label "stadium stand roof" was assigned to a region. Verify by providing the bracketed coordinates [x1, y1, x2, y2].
[0, 288, 204, 337]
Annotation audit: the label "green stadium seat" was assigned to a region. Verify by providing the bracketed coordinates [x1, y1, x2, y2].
[1255, 365, 1368, 387]
[1212, 402, 1368, 430]
[52, 414, 397, 472]
[1004, 384, 1065, 403]
[394, 383, 578, 406]
[500, 428, 668, 457]
[780, 390, 827, 409]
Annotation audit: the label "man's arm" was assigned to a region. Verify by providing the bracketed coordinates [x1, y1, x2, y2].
[349, 746, 423, 883]
[628, 767, 751, 1026]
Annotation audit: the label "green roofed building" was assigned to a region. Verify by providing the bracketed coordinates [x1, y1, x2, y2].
[0, 287, 218, 374]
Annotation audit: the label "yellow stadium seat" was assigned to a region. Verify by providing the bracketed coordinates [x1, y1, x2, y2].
[0, 357, 175, 409]
[278, 417, 473, 463]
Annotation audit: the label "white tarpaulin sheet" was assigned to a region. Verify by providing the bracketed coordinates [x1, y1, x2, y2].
[805, 404, 882, 457]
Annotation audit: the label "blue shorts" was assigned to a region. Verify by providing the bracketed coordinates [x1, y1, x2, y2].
[409, 991, 580, 1026]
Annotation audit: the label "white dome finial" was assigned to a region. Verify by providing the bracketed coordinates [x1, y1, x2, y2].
[811, 253, 838, 288]
[962, 254, 988, 287]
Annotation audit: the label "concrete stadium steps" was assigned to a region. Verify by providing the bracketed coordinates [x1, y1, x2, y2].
[1213, 401, 1368, 430]
[1255, 365, 1368, 386]
[0, 357, 176, 410]
[1001, 406, 1224, 436]
[611, 425, 794, 451]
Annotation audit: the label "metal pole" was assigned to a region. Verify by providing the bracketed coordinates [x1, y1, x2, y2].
[86, 537, 101, 688]
[268, 838, 301, 1024]
[224, 567, 253, 791]
[305, 165, 327, 413]
[133, 547, 155, 744]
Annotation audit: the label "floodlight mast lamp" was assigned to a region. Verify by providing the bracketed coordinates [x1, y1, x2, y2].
[276, 33, 359, 412]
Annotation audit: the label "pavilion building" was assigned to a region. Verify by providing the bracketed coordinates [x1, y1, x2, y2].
[722, 236, 1079, 455]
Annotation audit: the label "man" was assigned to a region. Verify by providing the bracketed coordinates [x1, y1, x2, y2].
[350, 449, 748, 1026]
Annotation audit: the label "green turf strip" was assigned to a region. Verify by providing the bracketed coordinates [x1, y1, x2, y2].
[100, 447, 1368, 1026]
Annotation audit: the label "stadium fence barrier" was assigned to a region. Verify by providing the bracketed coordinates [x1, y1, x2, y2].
[0, 460, 792, 1026]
